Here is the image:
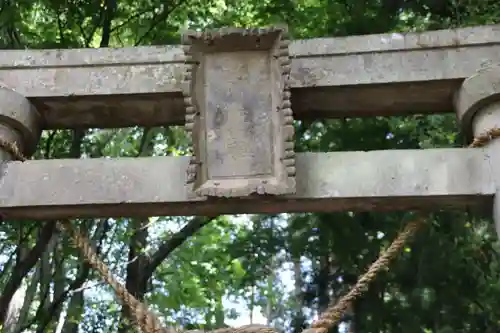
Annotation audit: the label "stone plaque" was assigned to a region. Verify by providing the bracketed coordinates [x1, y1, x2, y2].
[181, 27, 296, 197]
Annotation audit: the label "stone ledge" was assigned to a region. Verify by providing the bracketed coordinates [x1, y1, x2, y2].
[0, 148, 493, 219]
[0, 25, 498, 129]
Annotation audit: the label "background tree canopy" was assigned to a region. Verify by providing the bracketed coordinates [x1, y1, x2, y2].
[0, 0, 500, 332]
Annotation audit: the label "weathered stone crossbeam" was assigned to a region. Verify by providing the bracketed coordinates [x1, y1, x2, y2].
[0, 148, 492, 220]
[1, 24, 498, 129]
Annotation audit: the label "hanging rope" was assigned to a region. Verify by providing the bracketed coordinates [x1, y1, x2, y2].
[304, 218, 423, 333]
[304, 126, 500, 331]
[468, 127, 500, 148]
[0, 140, 168, 333]
[1, 126, 499, 333]
[58, 220, 169, 333]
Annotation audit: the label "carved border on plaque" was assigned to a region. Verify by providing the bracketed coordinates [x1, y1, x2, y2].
[180, 37, 199, 187]
[181, 26, 296, 198]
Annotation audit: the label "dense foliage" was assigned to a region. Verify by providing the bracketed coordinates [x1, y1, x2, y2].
[0, 0, 500, 332]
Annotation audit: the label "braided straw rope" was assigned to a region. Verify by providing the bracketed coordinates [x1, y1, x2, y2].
[58, 220, 169, 333]
[0, 141, 169, 333]
[304, 218, 423, 333]
[469, 127, 500, 148]
[2, 126, 499, 333]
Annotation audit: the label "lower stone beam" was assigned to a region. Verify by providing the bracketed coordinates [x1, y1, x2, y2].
[0, 148, 493, 220]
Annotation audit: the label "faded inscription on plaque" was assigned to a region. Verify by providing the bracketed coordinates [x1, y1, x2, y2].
[181, 27, 296, 197]
[205, 51, 273, 179]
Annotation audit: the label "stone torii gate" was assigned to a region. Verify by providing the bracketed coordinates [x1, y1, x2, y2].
[0, 24, 499, 231]
[1, 23, 500, 333]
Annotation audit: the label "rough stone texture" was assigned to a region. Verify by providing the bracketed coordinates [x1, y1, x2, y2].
[0, 149, 493, 220]
[0, 45, 185, 129]
[0, 25, 498, 129]
[181, 27, 295, 197]
[0, 124, 23, 162]
[464, 83, 500, 238]
[455, 65, 500, 142]
[0, 88, 41, 156]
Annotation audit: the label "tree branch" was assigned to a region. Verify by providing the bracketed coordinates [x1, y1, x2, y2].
[137, 127, 153, 157]
[144, 216, 215, 277]
[43, 130, 58, 159]
[30, 220, 111, 333]
[100, 0, 116, 47]
[110, 9, 153, 33]
[0, 222, 56, 324]
[134, 0, 188, 46]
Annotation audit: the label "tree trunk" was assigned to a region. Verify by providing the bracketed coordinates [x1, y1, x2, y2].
[60, 289, 84, 333]
[0, 222, 56, 326]
[118, 218, 149, 333]
[3, 284, 27, 333]
[265, 255, 276, 326]
[291, 256, 306, 333]
[317, 219, 331, 314]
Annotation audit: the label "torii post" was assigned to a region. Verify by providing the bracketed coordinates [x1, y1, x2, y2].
[0, 25, 499, 235]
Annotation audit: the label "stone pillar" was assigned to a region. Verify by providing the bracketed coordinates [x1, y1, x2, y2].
[455, 65, 500, 237]
[0, 87, 40, 333]
[0, 87, 41, 162]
